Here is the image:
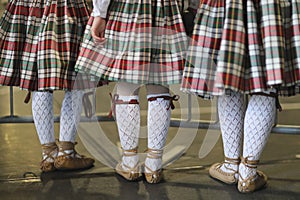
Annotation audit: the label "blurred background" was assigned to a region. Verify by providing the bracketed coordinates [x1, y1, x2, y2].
[0, 1, 299, 200]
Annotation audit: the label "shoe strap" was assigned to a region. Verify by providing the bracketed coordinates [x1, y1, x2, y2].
[57, 141, 81, 157]
[146, 148, 163, 159]
[144, 164, 162, 174]
[241, 156, 259, 169]
[119, 148, 139, 173]
[238, 171, 260, 183]
[220, 157, 240, 173]
[122, 147, 138, 157]
[41, 142, 58, 161]
[57, 141, 77, 150]
[224, 157, 240, 165]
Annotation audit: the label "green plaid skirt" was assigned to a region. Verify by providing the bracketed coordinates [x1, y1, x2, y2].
[0, 0, 93, 91]
[75, 0, 187, 86]
[181, 0, 300, 98]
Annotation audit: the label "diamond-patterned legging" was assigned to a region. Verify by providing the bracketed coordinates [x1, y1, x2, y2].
[32, 90, 83, 145]
[115, 82, 170, 171]
[218, 91, 276, 179]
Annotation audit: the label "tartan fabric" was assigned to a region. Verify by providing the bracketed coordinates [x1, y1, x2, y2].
[75, 0, 187, 85]
[0, 0, 95, 91]
[181, 0, 300, 98]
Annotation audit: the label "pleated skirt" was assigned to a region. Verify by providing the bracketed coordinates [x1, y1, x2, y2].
[181, 0, 300, 98]
[75, 0, 187, 85]
[0, 0, 92, 91]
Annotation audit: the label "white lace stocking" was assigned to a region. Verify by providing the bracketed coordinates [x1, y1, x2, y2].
[59, 90, 83, 142]
[115, 95, 140, 169]
[32, 91, 55, 144]
[58, 90, 83, 157]
[145, 93, 171, 172]
[218, 92, 244, 173]
[239, 94, 276, 180]
[32, 92, 57, 161]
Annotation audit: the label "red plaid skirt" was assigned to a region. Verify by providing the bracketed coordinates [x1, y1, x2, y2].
[75, 0, 187, 86]
[0, 0, 99, 91]
[181, 0, 300, 97]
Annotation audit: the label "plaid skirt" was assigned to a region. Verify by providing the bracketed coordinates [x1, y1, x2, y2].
[75, 0, 187, 85]
[181, 0, 300, 98]
[0, 0, 94, 91]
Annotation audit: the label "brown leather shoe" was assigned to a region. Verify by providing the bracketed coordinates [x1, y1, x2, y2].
[115, 147, 142, 181]
[54, 141, 94, 171]
[40, 142, 58, 172]
[237, 157, 267, 193]
[144, 149, 164, 184]
[115, 162, 142, 181]
[144, 164, 163, 184]
[209, 157, 240, 184]
[238, 170, 267, 193]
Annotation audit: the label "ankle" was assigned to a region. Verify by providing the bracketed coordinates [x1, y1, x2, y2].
[239, 163, 256, 180]
[239, 157, 259, 180]
[58, 149, 74, 157]
[122, 155, 139, 169]
[43, 151, 58, 161]
[121, 147, 139, 169]
[145, 148, 163, 172]
[220, 157, 240, 173]
[41, 142, 58, 162]
[56, 141, 79, 158]
[220, 163, 238, 173]
[145, 157, 162, 172]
